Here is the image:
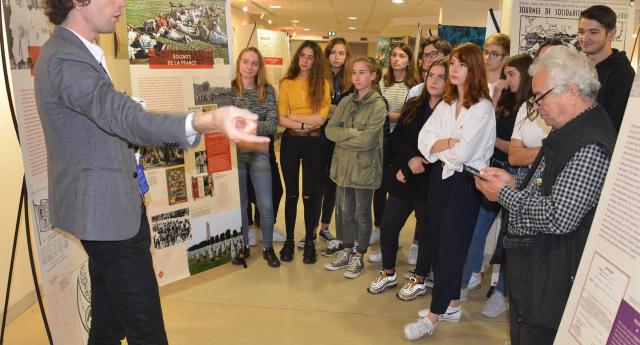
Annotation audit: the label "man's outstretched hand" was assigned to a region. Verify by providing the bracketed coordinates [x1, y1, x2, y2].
[193, 106, 271, 144]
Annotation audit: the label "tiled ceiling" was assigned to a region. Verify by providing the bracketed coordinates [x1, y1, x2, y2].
[231, 0, 443, 37]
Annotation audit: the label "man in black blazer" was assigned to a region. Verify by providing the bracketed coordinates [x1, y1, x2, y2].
[36, 1, 268, 344]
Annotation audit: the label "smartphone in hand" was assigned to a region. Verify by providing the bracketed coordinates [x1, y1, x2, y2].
[463, 164, 485, 180]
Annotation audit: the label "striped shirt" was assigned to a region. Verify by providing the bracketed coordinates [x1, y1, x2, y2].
[379, 80, 410, 132]
[232, 85, 278, 137]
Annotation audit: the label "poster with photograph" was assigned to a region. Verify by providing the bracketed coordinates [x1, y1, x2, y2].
[508, 0, 634, 56]
[140, 144, 185, 169]
[187, 209, 243, 275]
[193, 77, 234, 105]
[151, 208, 192, 249]
[375, 37, 391, 69]
[166, 166, 188, 205]
[194, 150, 208, 174]
[1, 0, 51, 70]
[555, 59, 640, 345]
[125, 0, 230, 67]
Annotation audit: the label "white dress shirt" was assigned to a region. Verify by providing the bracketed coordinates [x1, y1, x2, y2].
[418, 98, 496, 179]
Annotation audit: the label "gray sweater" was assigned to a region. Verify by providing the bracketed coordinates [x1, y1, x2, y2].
[232, 85, 278, 137]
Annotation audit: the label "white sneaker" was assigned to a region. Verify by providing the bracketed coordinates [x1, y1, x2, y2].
[481, 291, 507, 317]
[407, 243, 418, 265]
[272, 228, 286, 242]
[460, 288, 470, 302]
[367, 270, 397, 294]
[367, 248, 382, 263]
[248, 227, 258, 246]
[417, 305, 461, 322]
[403, 316, 436, 340]
[397, 277, 427, 301]
[467, 271, 482, 289]
[369, 227, 381, 245]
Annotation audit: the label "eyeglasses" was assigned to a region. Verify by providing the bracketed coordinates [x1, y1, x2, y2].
[482, 50, 507, 60]
[421, 51, 443, 60]
[526, 86, 557, 118]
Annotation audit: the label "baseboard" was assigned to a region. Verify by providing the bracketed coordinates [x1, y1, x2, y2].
[0, 290, 36, 325]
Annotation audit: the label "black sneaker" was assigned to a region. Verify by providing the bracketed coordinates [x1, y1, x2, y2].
[321, 239, 344, 256]
[279, 240, 294, 262]
[297, 236, 316, 249]
[263, 247, 281, 267]
[302, 241, 317, 264]
[318, 228, 335, 242]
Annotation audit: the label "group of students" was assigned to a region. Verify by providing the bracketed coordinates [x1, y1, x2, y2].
[226, 4, 634, 342]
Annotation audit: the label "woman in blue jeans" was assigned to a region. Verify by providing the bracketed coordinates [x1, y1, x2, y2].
[231, 47, 280, 267]
[460, 54, 534, 315]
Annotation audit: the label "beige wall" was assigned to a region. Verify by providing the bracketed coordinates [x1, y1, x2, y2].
[440, 0, 500, 27]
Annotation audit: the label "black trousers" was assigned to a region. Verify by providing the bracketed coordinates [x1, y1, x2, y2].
[426, 165, 481, 314]
[81, 208, 167, 345]
[506, 239, 558, 345]
[280, 133, 325, 241]
[380, 194, 430, 275]
[320, 139, 336, 225]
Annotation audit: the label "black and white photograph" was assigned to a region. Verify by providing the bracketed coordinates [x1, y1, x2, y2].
[151, 208, 192, 249]
[193, 76, 234, 106]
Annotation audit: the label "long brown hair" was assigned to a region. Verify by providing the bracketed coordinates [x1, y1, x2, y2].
[324, 37, 352, 91]
[231, 47, 271, 100]
[495, 54, 533, 118]
[382, 43, 419, 88]
[282, 40, 327, 112]
[443, 43, 490, 108]
[401, 58, 448, 125]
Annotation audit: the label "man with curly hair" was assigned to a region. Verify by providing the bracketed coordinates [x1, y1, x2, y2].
[36, 1, 267, 344]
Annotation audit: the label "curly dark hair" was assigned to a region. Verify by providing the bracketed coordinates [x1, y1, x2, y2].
[45, 0, 91, 25]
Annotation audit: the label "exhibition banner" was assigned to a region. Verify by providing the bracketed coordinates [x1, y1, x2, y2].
[507, 0, 634, 56]
[554, 64, 640, 345]
[2, 0, 242, 343]
[125, 0, 243, 286]
[1, 1, 92, 343]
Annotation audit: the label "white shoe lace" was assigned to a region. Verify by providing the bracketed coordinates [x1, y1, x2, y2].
[327, 240, 341, 250]
[347, 256, 361, 272]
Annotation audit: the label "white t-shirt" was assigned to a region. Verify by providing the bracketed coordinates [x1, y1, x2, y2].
[407, 82, 425, 100]
[418, 99, 496, 179]
[511, 103, 551, 148]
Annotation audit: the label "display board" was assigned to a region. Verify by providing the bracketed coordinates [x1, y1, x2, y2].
[506, 0, 634, 57]
[124, 0, 243, 286]
[554, 62, 640, 345]
[1, 0, 241, 343]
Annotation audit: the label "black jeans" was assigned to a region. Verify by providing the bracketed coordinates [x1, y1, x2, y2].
[320, 139, 336, 225]
[426, 165, 481, 315]
[380, 194, 430, 275]
[81, 208, 167, 345]
[280, 133, 326, 241]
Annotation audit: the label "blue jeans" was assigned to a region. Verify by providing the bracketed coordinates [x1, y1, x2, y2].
[335, 186, 374, 254]
[238, 151, 274, 248]
[461, 165, 527, 294]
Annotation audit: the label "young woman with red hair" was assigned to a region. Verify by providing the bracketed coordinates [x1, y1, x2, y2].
[404, 43, 496, 340]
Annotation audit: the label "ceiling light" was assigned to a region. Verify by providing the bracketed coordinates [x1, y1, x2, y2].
[348, 16, 357, 20]
[303, 28, 310, 31]
[392, 0, 404, 3]
[260, 13, 265, 19]
[270, 5, 281, 9]
[292, 32, 297, 37]
[242, 6, 248, 12]
[268, 19, 272, 24]
[348, 27, 356, 30]
[291, 19, 300, 23]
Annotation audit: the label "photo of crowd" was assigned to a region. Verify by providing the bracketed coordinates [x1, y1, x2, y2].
[151, 208, 192, 249]
[139, 144, 185, 169]
[126, 0, 229, 64]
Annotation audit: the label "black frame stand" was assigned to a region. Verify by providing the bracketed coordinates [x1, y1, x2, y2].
[0, 3, 53, 343]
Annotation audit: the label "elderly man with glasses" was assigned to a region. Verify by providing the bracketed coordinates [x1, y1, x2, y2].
[474, 46, 617, 345]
